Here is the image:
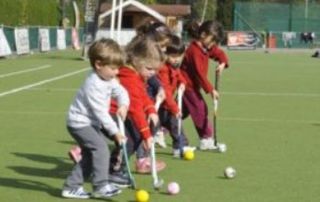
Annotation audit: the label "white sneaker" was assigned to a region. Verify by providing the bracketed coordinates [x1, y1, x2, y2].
[92, 184, 122, 198]
[154, 130, 167, 148]
[199, 138, 218, 150]
[173, 149, 181, 158]
[62, 186, 90, 199]
[183, 146, 197, 152]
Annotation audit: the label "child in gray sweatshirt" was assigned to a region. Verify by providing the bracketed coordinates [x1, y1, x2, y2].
[62, 38, 129, 199]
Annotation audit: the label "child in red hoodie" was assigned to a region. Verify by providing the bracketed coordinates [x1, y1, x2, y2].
[108, 35, 165, 186]
[180, 20, 224, 150]
[157, 35, 196, 157]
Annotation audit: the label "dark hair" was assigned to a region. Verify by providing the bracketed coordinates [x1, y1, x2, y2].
[136, 21, 172, 44]
[199, 20, 224, 43]
[186, 19, 201, 39]
[166, 35, 185, 55]
[187, 20, 224, 43]
[88, 38, 124, 69]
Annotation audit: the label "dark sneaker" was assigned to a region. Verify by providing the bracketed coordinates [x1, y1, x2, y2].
[92, 184, 121, 198]
[109, 171, 131, 188]
[61, 186, 90, 199]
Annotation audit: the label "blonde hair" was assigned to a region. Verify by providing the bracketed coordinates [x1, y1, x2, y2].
[125, 36, 165, 70]
[88, 38, 124, 69]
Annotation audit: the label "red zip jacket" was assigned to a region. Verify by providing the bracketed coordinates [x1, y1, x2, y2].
[157, 63, 186, 115]
[111, 66, 156, 139]
[209, 45, 229, 67]
[180, 41, 213, 93]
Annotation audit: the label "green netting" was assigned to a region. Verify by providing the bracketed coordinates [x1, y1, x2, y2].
[49, 27, 57, 48]
[65, 28, 72, 46]
[3, 27, 16, 51]
[28, 27, 39, 50]
[234, 1, 320, 32]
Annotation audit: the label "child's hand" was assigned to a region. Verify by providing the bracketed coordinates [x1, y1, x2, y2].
[156, 87, 166, 103]
[114, 132, 126, 145]
[143, 136, 153, 151]
[216, 63, 226, 76]
[211, 89, 219, 100]
[178, 84, 185, 94]
[117, 105, 128, 120]
[175, 111, 182, 119]
[148, 113, 159, 126]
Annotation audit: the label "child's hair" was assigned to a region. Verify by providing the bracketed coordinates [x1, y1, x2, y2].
[166, 35, 185, 55]
[136, 21, 172, 45]
[125, 35, 165, 69]
[186, 19, 201, 39]
[187, 20, 224, 43]
[88, 38, 124, 69]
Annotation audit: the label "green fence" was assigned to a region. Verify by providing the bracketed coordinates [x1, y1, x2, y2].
[233, 1, 320, 48]
[234, 1, 320, 32]
[1, 25, 84, 53]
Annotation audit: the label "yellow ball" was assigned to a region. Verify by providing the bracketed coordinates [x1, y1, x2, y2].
[135, 189, 149, 202]
[183, 150, 195, 160]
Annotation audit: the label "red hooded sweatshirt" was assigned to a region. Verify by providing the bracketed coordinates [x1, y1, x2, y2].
[157, 63, 186, 115]
[180, 41, 214, 93]
[111, 66, 156, 139]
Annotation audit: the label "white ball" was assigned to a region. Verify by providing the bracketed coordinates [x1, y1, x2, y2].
[217, 143, 227, 153]
[167, 182, 180, 195]
[224, 167, 236, 179]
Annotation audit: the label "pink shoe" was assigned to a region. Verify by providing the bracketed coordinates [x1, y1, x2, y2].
[135, 157, 166, 174]
[68, 145, 82, 163]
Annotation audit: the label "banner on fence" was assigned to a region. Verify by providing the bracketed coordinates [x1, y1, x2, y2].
[227, 31, 260, 50]
[57, 29, 66, 50]
[72, 28, 80, 50]
[0, 28, 12, 57]
[39, 28, 50, 52]
[15, 28, 30, 55]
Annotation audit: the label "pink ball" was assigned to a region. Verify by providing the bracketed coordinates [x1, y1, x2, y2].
[167, 182, 180, 195]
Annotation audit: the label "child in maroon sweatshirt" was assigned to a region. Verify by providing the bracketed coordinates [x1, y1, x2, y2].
[180, 20, 225, 150]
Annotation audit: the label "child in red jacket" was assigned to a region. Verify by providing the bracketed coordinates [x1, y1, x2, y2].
[157, 35, 195, 157]
[180, 20, 224, 150]
[108, 35, 165, 185]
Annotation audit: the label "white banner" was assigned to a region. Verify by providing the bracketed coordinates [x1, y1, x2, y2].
[0, 28, 12, 57]
[14, 28, 30, 55]
[39, 28, 50, 52]
[57, 29, 66, 50]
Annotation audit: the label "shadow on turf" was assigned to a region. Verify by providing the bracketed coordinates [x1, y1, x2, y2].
[57, 140, 76, 145]
[0, 177, 61, 197]
[44, 55, 84, 61]
[8, 152, 72, 179]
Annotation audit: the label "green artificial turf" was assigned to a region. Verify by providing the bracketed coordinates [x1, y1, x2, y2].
[0, 49, 319, 202]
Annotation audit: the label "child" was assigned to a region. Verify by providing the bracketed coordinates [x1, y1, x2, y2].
[62, 38, 129, 199]
[133, 22, 172, 173]
[180, 20, 224, 150]
[109, 36, 165, 181]
[157, 34, 195, 157]
[186, 19, 229, 75]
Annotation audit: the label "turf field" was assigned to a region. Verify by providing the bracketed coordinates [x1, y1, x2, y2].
[0, 49, 319, 202]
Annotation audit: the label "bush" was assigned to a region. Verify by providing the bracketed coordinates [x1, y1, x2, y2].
[0, 0, 60, 26]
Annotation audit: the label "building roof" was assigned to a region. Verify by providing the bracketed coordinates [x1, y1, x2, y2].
[150, 4, 191, 17]
[100, 0, 165, 22]
[100, 0, 191, 20]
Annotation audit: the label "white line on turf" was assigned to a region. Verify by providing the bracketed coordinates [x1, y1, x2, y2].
[26, 88, 320, 98]
[0, 110, 318, 124]
[28, 87, 78, 92]
[0, 68, 89, 98]
[0, 64, 52, 78]
[222, 92, 320, 97]
[220, 117, 320, 124]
